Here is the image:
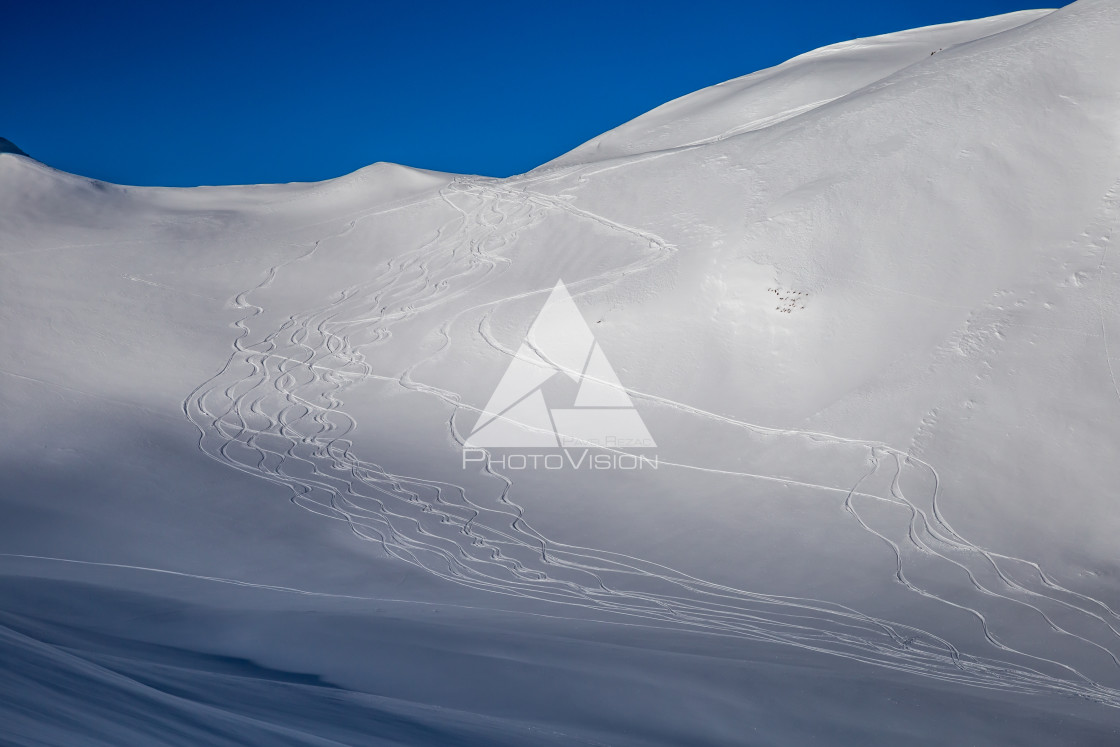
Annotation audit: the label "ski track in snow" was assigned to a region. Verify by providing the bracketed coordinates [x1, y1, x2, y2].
[157, 168, 1120, 708]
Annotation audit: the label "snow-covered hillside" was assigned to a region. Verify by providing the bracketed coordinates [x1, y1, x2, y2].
[4, 1, 1120, 743]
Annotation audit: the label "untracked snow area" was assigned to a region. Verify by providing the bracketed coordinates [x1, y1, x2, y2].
[4, 2, 1120, 744]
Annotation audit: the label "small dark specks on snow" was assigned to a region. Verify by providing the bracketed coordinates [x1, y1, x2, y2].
[770, 286, 810, 314]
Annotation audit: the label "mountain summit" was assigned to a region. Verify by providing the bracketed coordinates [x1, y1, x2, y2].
[0, 137, 28, 157]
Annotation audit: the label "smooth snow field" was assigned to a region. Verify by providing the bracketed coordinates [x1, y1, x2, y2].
[4, 2, 1120, 744]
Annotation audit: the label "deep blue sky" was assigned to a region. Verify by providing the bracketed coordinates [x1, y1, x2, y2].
[3, 0, 1048, 186]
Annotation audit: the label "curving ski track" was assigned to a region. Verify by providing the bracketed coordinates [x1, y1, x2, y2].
[181, 173, 1120, 707]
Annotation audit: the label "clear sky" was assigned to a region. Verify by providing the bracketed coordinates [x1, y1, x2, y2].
[3, 0, 1049, 186]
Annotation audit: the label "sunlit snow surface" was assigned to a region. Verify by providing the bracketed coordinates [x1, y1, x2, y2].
[4, 3, 1120, 744]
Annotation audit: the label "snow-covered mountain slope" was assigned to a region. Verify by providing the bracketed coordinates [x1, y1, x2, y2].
[4, 2, 1120, 744]
[542, 8, 1054, 168]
